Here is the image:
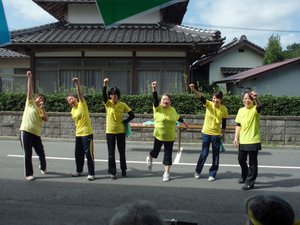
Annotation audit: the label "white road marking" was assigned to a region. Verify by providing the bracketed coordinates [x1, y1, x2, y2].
[7, 154, 300, 170]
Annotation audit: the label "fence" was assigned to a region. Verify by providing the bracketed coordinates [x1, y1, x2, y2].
[1, 111, 300, 145]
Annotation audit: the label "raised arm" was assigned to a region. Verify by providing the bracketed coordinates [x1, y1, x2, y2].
[72, 77, 84, 102]
[26, 71, 33, 100]
[250, 91, 262, 112]
[102, 78, 109, 103]
[189, 83, 206, 104]
[189, 84, 202, 98]
[151, 81, 159, 107]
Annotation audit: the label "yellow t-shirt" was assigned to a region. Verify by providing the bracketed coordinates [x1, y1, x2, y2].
[71, 100, 93, 136]
[153, 105, 180, 142]
[235, 105, 261, 144]
[202, 100, 228, 136]
[105, 100, 131, 134]
[20, 99, 43, 136]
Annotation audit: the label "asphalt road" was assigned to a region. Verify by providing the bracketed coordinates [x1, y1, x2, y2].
[0, 138, 299, 225]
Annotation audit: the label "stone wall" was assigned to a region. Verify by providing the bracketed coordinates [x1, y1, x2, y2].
[1, 111, 300, 145]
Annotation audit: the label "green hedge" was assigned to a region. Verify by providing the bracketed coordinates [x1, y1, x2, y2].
[0, 93, 299, 116]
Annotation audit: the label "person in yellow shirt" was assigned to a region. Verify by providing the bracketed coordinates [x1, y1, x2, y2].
[67, 78, 95, 181]
[189, 84, 228, 182]
[234, 91, 262, 190]
[20, 71, 48, 181]
[146, 81, 189, 182]
[103, 78, 135, 179]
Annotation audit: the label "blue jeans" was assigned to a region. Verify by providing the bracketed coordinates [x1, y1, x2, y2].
[195, 133, 221, 177]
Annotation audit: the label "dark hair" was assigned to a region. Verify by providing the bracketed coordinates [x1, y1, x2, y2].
[109, 200, 165, 225]
[162, 93, 172, 102]
[36, 94, 47, 104]
[108, 87, 121, 99]
[246, 194, 295, 225]
[213, 91, 223, 100]
[242, 91, 254, 101]
[66, 93, 78, 100]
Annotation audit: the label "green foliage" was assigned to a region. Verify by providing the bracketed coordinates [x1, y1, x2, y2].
[283, 43, 300, 59]
[0, 93, 299, 116]
[263, 34, 284, 64]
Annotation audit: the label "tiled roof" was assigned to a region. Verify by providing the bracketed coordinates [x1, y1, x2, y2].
[33, 0, 189, 24]
[11, 22, 224, 46]
[214, 57, 300, 84]
[0, 48, 28, 58]
[221, 67, 252, 75]
[193, 35, 265, 67]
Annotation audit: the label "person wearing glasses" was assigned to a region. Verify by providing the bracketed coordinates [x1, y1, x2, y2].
[189, 84, 228, 182]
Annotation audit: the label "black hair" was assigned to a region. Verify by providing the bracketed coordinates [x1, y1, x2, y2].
[108, 87, 121, 99]
[162, 93, 172, 102]
[36, 94, 47, 104]
[242, 91, 254, 101]
[246, 194, 295, 225]
[213, 91, 223, 100]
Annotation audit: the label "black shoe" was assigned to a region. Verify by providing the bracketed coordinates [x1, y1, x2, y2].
[122, 170, 127, 177]
[242, 184, 254, 191]
[238, 178, 245, 184]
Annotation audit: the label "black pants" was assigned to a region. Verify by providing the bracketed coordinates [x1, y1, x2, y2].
[238, 150, 258, 186]
[20, 130, 46, 177]
[150, 137, 174, 166]
[75, 134, 95, 176]
[106, 133, 127, 175]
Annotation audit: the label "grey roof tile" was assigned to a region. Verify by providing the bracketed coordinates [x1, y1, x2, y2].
[11, 22, 224, 46]
[0, 48, 28, 58]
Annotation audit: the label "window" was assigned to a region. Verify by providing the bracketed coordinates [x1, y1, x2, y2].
[136, 59, 186, 94]
[0, 68, 27, 93]
[35, 58, 132, 94]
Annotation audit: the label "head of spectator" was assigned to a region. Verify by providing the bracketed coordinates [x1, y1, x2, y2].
[246, 194, 300, 225]
[109, 200, 165, 225]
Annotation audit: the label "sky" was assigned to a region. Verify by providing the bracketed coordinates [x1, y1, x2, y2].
[2, 0, 300, 50]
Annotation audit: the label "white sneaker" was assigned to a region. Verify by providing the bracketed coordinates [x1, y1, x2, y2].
[72, 172, 83, 177]
[40, 170, 47, 174]
[208, 176, 215, 182]
[87, 175, 95, 181]
[162, 172, 170, 182]
[26, 176, 35, 181]
[146, 156, 152, 170]
[194, 172, 200, 179]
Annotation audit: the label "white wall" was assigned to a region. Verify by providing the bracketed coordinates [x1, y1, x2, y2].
[209, 47, 264, 90]
[67, 4, 160, 24]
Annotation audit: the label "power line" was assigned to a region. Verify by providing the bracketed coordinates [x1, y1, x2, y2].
[184, 22, 300, 33]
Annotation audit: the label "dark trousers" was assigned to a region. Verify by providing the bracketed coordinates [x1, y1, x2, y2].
[106, 133, 127, 175]
[238, 150, 258, 186]
[75, 134, 95, 176]
[150, 137, 174, 166]
[20, 130, 46, 177]
[195, 133, 221, 177]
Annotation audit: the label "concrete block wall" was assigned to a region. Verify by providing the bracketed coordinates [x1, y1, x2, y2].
[0, 111, 300, 145]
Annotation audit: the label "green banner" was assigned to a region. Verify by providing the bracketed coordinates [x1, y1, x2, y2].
[96, 0, 186, 27]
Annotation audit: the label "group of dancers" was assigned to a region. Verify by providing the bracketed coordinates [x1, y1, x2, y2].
[19, 71, 262, 190]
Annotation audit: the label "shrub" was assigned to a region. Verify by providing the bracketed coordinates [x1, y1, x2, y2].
[0, 93, 299, 116]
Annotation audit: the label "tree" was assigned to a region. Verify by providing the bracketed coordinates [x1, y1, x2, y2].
[263, 34, 284, 64]
[283, 43, 300, 59]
